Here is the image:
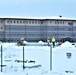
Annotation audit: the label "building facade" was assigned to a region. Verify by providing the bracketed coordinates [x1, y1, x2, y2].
[0, 17, 76, 42]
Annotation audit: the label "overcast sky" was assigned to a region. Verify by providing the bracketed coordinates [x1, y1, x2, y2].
[0, 0, 76, 18]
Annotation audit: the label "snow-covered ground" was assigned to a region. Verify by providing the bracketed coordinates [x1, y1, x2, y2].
[0, 41, 76, 75]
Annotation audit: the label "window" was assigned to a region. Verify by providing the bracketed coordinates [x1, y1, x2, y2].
[55, 21, 59, 24]
[32, 34, 34, 35]
[60, 21, 62, 24]
[14, 21, 15, 23]
[63, 22, 64, 24]
[7, 20, 9, 23]
[41, 34, 43, 35]
[32, 21, 34, 24]
[35, 21, 37, 24]
[55, 28, 57, 30]
[68, 22, 73, 26]
[58, 28, 59, 30]
[1, 20, 2, 23]
[17, 21, 19, 23]
[55, 21, 56, 24]
[57, 21, 59, 24]
[41, 21, 43, 24]
[17, 28, 19, 29]
[26, 21, 28, 24]
[20, 21, 22, 24]
[29, 21, 31, 24]
[68, 28, 73, 31]
[41, 28, 43, 30]
[50, 21, 52, 23]
[1, 27, 2, 29]
[23, 21, 25, 24]
[10, 20, 12, 23]
[38, 21, 40, 24]
[17, 34, 19, 35]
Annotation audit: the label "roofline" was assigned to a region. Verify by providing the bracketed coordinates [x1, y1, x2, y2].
[0, 17, 76, 21]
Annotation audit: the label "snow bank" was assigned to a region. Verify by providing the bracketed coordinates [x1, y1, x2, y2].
[0, 71, 62, 75]
[38, 41, 45, 45]
[52, 41, 76, 74]
[0, 42, 76, 75]
[23, 41, 28, 44]
[60, 41, 74, 48]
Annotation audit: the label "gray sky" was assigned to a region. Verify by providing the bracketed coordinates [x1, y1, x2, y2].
[0, 0, 76, 18]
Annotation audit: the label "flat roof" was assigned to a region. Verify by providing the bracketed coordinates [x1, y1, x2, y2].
[0, 16, 76, 21]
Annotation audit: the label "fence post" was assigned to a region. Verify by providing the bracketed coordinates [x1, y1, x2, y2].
[23, 46, 25, 70]
[50, 45, 52, 71]
[1, 45, 2, 72]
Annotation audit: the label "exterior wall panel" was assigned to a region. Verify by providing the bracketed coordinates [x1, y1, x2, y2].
[0, 18, 76, 42]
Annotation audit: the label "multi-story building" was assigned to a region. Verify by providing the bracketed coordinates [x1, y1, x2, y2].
[0, 17, 76, 42]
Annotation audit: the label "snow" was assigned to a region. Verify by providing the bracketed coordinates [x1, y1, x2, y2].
[46, 16, 76, 20]
[0, 41, 76, 75]
[0, 16, 76, 20]
[23, 41, 28, 44]
[38, 40, 45, 45]
[60, 41, 74, 48]
[52, 41, 76, 75]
